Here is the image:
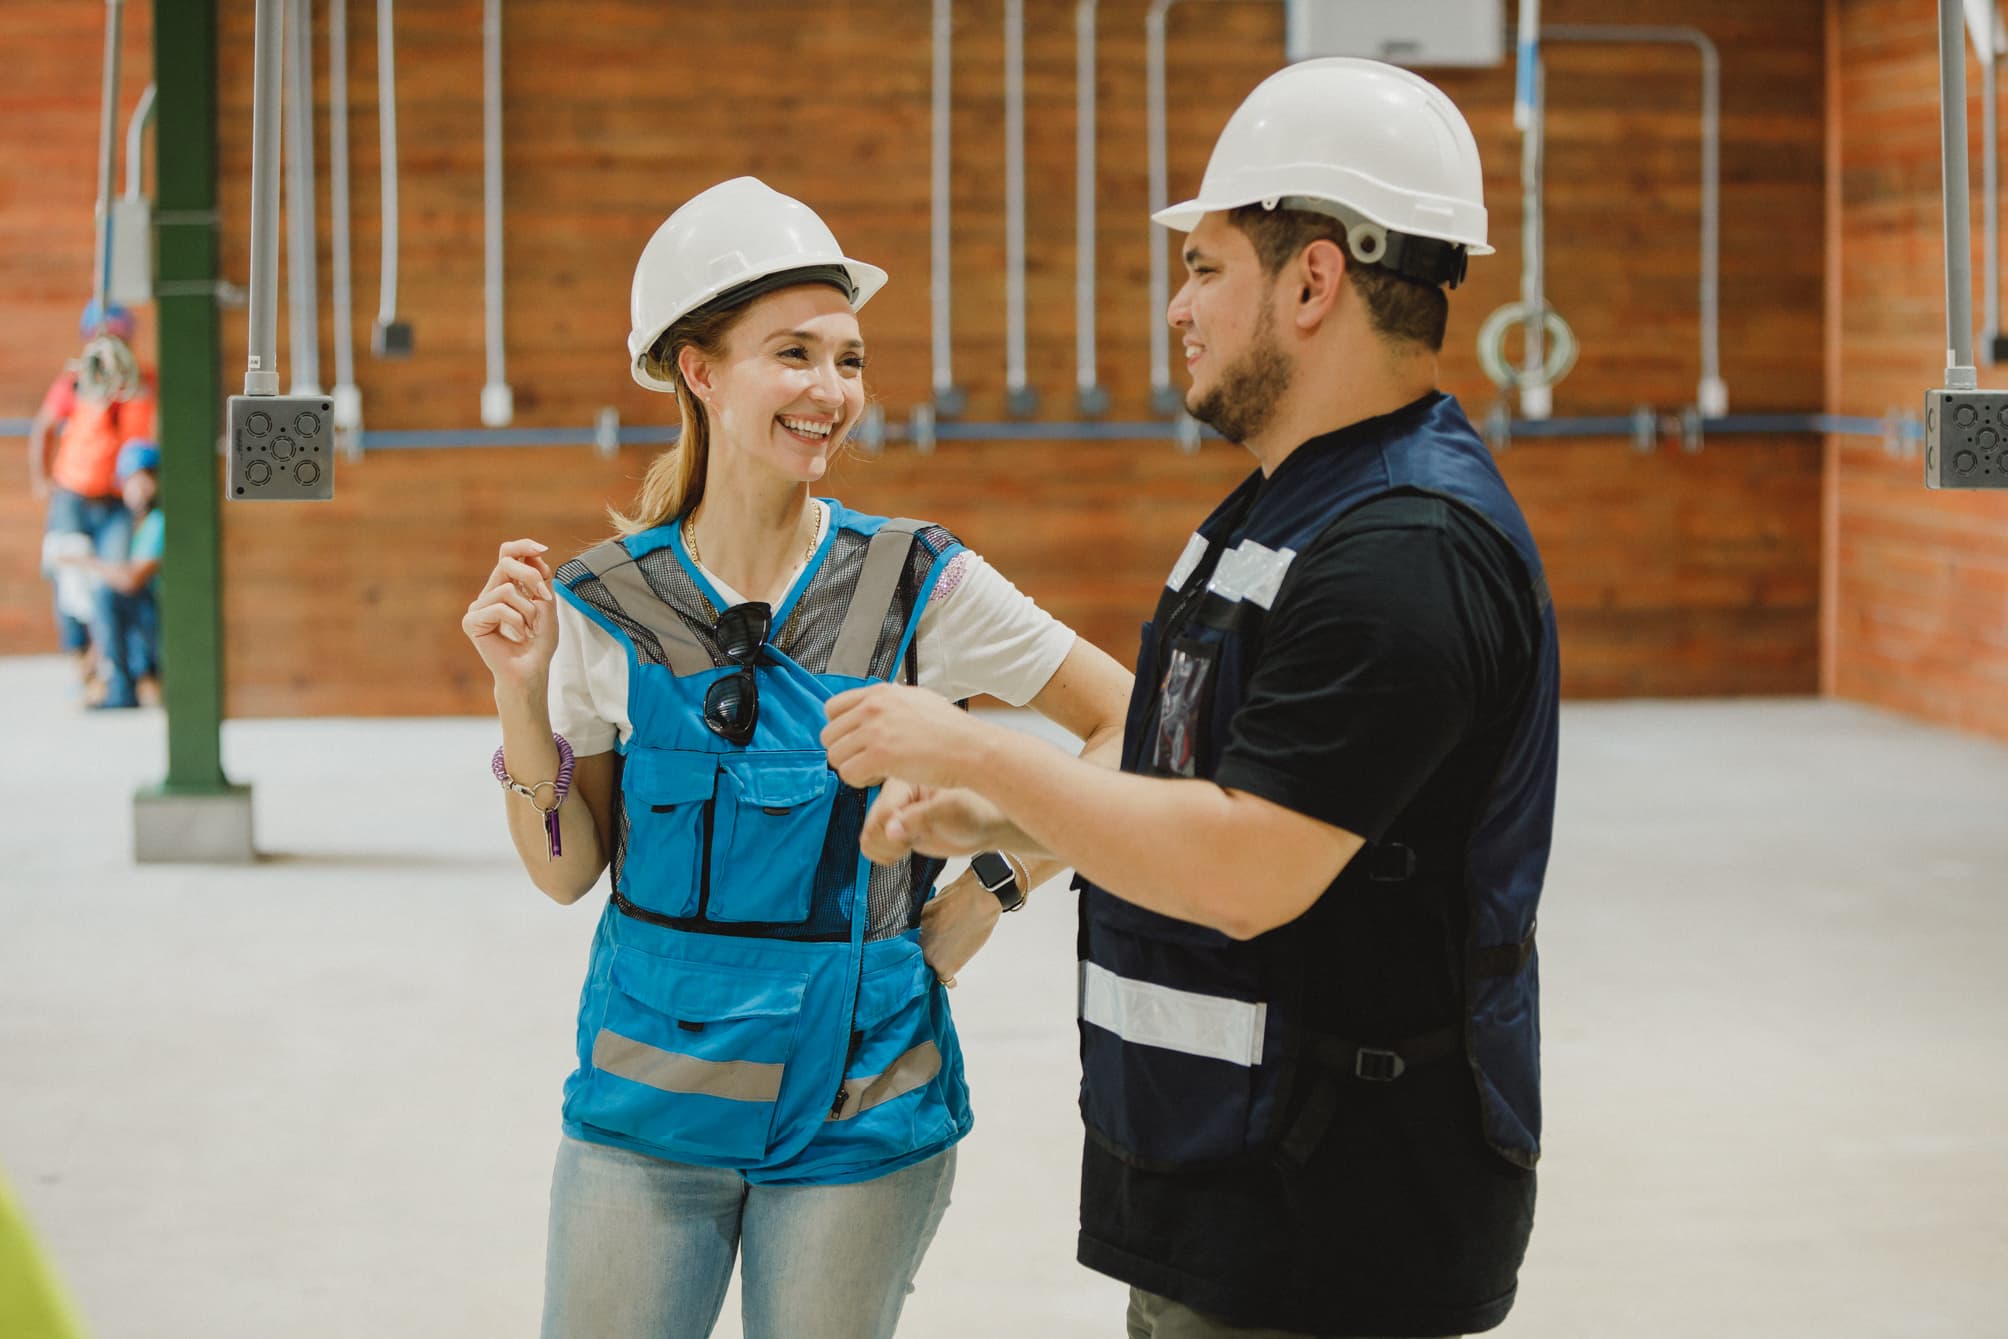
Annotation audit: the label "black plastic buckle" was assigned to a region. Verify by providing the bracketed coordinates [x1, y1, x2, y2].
[1354, 1048, 1406, 1082]
[1367, 843, 1417, 883]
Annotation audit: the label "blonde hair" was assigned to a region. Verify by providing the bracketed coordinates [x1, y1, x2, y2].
[609, 303, 744, 536]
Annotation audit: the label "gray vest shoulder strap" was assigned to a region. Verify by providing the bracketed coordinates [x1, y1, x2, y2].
[826, 519, 928, 679]
[576, 538, 716, 677]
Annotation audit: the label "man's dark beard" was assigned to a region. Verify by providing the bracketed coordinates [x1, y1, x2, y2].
[1186, 315, 1293, 444]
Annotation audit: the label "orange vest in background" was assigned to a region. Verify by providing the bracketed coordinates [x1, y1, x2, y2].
[40, 372, 157, 499]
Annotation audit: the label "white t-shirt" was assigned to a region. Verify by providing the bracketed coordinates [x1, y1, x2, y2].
[548, 501, 1074, 755]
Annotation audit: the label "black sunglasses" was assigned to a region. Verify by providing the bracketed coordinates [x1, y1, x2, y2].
[703, 601, 772, 745]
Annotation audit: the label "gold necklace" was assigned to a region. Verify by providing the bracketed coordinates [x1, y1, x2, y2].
[685, 506, 820, 575]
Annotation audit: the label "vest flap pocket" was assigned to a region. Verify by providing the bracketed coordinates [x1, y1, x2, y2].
[707, 753, 838, 924]
[609, 951, 805, 1023]
[618, 748, 718, 920]
[623, 748, 719, 808]
[570, 949, 811, 1163]
[723, 757, 830, 810]
[828, 946, 949, 1143]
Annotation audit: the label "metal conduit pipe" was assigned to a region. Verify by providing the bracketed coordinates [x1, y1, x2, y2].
[1940, 0, 1979, 388]
[329, 0, 360, 433]
[246, 0, 285, 396]
[123, 82, 155, 201]
[91, 0, 124, 311]
[1075, 0, 1108, 415]
[480, 0, 511, 425]
[284, 0, 321, 394]
[1543, 24, 1724, 416]
[1004, 0, 1035, 415]
[929, 0, 963, 417]
[373, 0, 410, 355]
[317, 410, 1917, 454]
[1143, 0, 1182, 416]
[1970, 1, 2003, 361]
[1144, 0, 1279, 418]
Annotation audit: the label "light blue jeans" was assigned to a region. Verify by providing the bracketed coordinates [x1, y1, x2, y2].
[540, 1135, 956, 1339]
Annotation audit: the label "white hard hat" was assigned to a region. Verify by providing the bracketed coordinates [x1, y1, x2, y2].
[1156, 58, 1491, 287]
[627, 176, 889, 391]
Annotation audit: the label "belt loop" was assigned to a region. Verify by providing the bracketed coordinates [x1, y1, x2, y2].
[1353, 1047, 1406, 1082]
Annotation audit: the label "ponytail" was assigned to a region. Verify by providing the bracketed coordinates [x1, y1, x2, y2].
[609, 304, 742, 536]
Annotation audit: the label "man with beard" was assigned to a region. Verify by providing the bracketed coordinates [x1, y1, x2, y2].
[823, 58, 1559, 1338]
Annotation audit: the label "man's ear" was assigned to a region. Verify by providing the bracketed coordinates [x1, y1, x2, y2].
[1292, 238, 1348, 332]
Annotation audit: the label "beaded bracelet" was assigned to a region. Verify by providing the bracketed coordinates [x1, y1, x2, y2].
[493, 733, 576, 861]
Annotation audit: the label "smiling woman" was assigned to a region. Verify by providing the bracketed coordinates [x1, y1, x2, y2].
[455, 176, 1134, 1339]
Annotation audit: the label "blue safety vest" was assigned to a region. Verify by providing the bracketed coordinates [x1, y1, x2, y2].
[550, 504, 974, 1185]
[1078, 392, 1558, 1174]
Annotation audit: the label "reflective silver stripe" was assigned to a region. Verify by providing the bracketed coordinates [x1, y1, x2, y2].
[592, 1029, 785, 1103]
[577, 539, 716, 677]
[1205, 540, 1297, 611]
[1078, 961, 1267, 1067]
[829, 1041, 942, 1121]
[1165, 532, 1207, 591]
[827, 519, 924, 678]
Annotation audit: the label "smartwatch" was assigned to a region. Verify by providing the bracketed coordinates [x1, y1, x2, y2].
[970, 851, 1026, 913]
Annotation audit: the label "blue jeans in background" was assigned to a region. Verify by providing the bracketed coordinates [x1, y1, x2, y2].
[88, 576, 157, 708]
[44, 487, 131, 655]
[540, 1135, 956, 1339]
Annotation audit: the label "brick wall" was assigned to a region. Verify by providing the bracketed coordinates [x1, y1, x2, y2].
[1830, 0, 2008, 742]
[3, 0, 1829, 715]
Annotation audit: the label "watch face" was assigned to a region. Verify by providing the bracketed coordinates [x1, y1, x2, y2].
[971, 852, 1012, 889]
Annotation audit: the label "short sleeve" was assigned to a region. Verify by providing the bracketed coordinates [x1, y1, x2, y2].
[548, 595, 629, 756]
[912, 551, 1075, 705]
[128, 510, 165, 563]
[38, 376, 75, 422]
[1212, 497, 1526, 841]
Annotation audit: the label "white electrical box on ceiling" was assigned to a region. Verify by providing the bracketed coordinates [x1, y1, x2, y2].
[1284, 0, 1506, 68]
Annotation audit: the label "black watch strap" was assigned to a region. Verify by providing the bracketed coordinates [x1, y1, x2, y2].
[970, 851, 1025, 912]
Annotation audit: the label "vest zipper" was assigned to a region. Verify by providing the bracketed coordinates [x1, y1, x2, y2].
[694, 797, 715, 920]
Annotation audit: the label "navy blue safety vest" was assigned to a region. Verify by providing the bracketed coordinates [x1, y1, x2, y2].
[1078, 392, 1558, 1173]
[549, 503, 974, 1185]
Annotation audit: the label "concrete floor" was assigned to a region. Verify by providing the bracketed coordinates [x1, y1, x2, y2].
[4, 652, 2007, 1338]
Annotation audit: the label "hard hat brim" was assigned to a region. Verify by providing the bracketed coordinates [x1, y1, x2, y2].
[629, 257, 889, 392]
[1152, 194, 1495, 257]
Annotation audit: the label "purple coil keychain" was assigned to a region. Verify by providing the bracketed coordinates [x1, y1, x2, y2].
[492, 733, 577, 860]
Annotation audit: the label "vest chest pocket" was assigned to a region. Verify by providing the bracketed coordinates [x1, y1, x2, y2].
[707, 753, 838, 924]
[1150, 632, 1223, 778]
[620, 748, 719, 920]
[570, 948, 811, 1163]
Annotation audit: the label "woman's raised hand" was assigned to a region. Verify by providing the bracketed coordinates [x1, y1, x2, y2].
[463, 539, 559, 696]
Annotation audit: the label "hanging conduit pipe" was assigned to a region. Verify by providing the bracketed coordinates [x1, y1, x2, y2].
[1003, 0, 1035, 416]
[929, 0, 963, 417]
[480, 0, 511, 425]
[91, 0, 124, 313]
[106, 81, 154, 309]
[1144, 0, 1276, 418]
[373, 0, 410, 355]
[1543, 24, 1724, 416]
[1516, 4, 1555, 418]
[1075, 0, 1108, 415]
[1144, 0, 1182, 415]
[246, 0, 285, 397]
[284, 0, 321, 394]
[329, 0, 361, 434]
[122, 82, 156, 199]
[1968, 1, 2003, 362]
[1940, 0, 1980, 391]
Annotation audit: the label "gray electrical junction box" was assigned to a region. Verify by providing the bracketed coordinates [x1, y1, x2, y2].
[1924, 388, 2008, 489]
[227, 394, 335, 501]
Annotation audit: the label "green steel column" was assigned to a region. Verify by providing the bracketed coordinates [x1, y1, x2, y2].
[152, 0, 231, 794]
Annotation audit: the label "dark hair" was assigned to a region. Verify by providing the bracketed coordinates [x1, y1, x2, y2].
[1224, 204, 1449, 352]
